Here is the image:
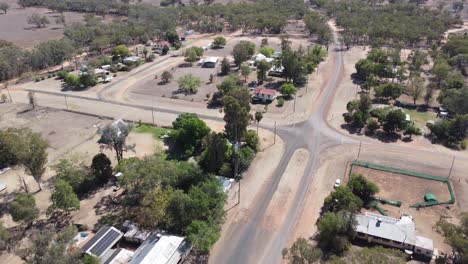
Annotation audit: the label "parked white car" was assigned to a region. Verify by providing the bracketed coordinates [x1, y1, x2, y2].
[334, 179, 341, 188]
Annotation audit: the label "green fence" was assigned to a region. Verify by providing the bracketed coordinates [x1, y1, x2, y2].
[351, 161, 455, 208]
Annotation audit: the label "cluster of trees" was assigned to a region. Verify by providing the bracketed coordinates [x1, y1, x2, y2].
[428, 115, 467, 148]
[61, 70, 98, 89]
[179, 0, 306, 34]
[230, 38, 327, 87]
[282, 237, 407, 264]
[318, 1, 462, 48]
[52, 153, 113, 200]
[0, 39, 74, 81]
[280, 39, 328, 86]
[344, 95, 421, 138]
[184, 46, 204, 65]
[318, 174, 378, 254]
[117, 153, 226, 253]
[303, 10, 333, 50]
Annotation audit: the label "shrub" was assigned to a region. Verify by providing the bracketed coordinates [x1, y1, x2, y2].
[461, 140, 467, 150]
[277, 97, 285, 107]
[57, 70, 69, 79]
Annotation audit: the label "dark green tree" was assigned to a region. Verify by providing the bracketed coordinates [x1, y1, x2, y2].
[9, 193, 39, 227]
[347, 174, 379, 205]
[172, 113, 211, 156]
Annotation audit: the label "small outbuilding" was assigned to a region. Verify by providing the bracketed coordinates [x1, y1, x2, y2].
[201, 57, 218, 68]
[81, 226, 124, 259]
[254, 87, 277, 103]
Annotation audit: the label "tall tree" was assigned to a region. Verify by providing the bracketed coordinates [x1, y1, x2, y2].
[240, 63, 251, 82]
[178, 74, 201, 94]
[317, 211, 356, 254]
[256, 60, 271, 83]
[347, 174, 379, 205]
[98, 120, 134, 164]
[223, 89, 252, 142]
[172, 113, 211, 156]
[407, 76, 424, 104]
[16, 129, 48, 191]
[91, 153, 113, 185]
[49, 179, 80, 215]
[199, 133, 229, 174]
[232, 41, 255, 67]
[9, 193, 39, 227]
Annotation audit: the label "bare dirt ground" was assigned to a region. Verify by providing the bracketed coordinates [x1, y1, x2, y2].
[0, 104, 159, 225]
[351, 166, 452, 206]
[132, 63, 219, 102]
[0, 1, 83, 48]
[350, 165, 458, 253]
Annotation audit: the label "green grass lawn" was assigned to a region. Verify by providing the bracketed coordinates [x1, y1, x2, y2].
[403, 109, 437, 127]
[133, 124, 174, 139]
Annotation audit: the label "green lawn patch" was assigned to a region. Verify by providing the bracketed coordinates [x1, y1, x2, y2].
[134, 124, 174, 139]
[403, 109, 437, 127]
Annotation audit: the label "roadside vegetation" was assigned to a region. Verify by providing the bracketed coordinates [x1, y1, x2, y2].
[343, 41, 467, 148]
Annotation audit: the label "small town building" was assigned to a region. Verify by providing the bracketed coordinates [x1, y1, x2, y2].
[201, 57, 218, 68]
[355, 212, 434, 258]
[155, 41, 171, 49]
[268, 65, 284, 76]
[252, 54, 274, 64]
[128, 233, 190, 264]
[123, 56, 141, 64]
[254, 87, 277, 103]
[122, 220, 152, 244]
[81, 226, 124, 259]
[102, 248, 134, 264]
[94, 68, 109, 77]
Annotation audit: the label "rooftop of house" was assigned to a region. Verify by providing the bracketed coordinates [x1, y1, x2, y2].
[129, 233, 188, 264]
[202, 57, 219, 64]
[355, 212, 433, 250]
[254, 87, 276, 95]
[81, 226, 124, 258]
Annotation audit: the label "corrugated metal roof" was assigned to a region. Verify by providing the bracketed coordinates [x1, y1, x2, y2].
[82, 226, 123, 258]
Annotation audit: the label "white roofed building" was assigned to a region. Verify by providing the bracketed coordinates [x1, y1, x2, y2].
[128, 233, 190, 264]
[355, 212, 434, 258]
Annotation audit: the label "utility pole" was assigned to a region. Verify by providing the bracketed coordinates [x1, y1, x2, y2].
[151, 108, 155, 125]
[64, 95, 68, 110]
[5, 85, 12, 103]
[448, 156, 456, 179]
[356, 141, 362, 161]
[273, 121, 277, 145]
[293, 95, 296, 113]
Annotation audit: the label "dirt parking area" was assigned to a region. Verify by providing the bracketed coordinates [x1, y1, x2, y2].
[132, 63, 219, 102]
[0, 2, 83, 48]
[351, 165, 452, 206]
[350, 165, 458, 252]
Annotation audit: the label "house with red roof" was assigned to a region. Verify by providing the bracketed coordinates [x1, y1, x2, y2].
[254, 87, 277, 103]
